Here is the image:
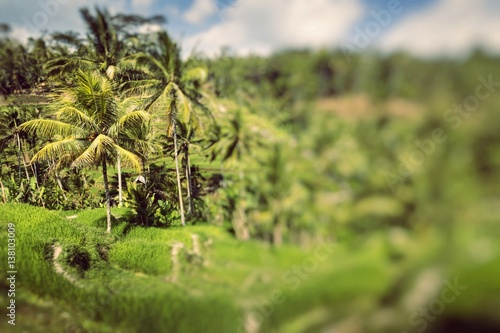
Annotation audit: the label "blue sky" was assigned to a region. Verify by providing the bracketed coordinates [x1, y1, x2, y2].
[0, 0, 498, 58]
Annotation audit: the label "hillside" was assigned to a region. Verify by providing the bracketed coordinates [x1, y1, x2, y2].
[1, 6, 500, 333]
[1, 203, 499, 333]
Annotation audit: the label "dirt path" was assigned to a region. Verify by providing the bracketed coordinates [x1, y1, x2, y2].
[167, 242, 184, 283]
[52, 244, 82, 287]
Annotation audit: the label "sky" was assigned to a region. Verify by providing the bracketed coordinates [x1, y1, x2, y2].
[0, 0, 499, 58]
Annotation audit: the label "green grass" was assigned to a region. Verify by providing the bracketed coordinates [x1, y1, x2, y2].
[1, 203, 499, 332]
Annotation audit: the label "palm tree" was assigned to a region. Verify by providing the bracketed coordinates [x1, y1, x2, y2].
[123, 31, 208, 226]
[257, 143, 292, 246]
[0, 106, 43, 188]
[20, 70, 147, 233]
[116, 119, 162, 206]
[47, 8, 167, 207]
[207, 102, 285, 240]
[207, 107, 271, 240]
[46, 7, 165, 79]
[163, 121, 202, 215]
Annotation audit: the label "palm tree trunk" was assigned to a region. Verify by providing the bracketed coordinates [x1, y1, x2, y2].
[117, 155, 123, 207]
[32, 162, 40, 187]
[55, 174, 67, 200]
[25, 149, 40, 190]
[273, 216, 283, 246]
[184, 145, 193, 215]
[173, 120, 186, 226]
[52, 160, 67, 201]
[82, 172, 88, 187]
[0, 178, 6, 203]
[16, 133, 30, 183]
[232, 169, 250, 240]
[102, 158, 112, 233]
[15, 144, 22, 181]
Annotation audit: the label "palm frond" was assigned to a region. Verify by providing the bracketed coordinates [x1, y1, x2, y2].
[106, 65, 118, 80]
[71, 134, 114, 168]
[31, 137, 84, 163]
[132, 52, 170, 79]
[108, 110, 150, 136]
[54, 106, 97, 131]
[114, 144, 142, 172]
[18, 119, 81, 138]
[121, 135, 162, 157]
[120, 78, 160, 98]
[165, 82, 192, 124]
[183, 67, 208, 83]
[118, 96, 147, 112]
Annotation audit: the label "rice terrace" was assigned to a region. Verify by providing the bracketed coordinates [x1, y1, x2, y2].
[0, 1, 499, 332]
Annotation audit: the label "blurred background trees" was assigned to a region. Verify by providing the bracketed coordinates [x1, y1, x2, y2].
[0, 6, 498, 244]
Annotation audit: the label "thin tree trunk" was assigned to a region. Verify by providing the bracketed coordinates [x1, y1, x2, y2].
[13, 121, 22, 181]
[102, 159, 112, 233]
[173, 120, 186, 226]
[273, 216, 283, 246]
[27, 152, 40, 190]
[142, 158, 147, 183]
[52, 160, 67, 201]
[16, 133, 30, 183]
[32, 162, 39, 187]
[117, 155, 123, 207]
[55, 174, 67, 201]
[15, 144, 22, 181]
[232, 169, 250, 240]
[82, 172, 88, 187]
[0, 179, 6, 203]
[185, 145, 193, 215]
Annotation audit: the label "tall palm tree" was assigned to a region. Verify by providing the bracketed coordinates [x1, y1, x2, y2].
[47, 8, 166, 206]
[116, 119, 162, 206]
[20, 70, 147, 233]
[207, 105, 282, 240]
[0, 106, 42, 187]
[46, 7, 165, 79]
[123, 31, 208, 226]
[207, 107, 268, 240]
[163, 121, 203, 215]
[257, 143, 292, 246]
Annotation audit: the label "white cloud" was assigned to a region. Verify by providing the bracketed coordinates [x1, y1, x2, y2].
[9, 25, 31, 43]
[130, 0, 155, 15]
[137, 23, 163, 34]
[183, 0, 216, 25]
[377, 0, 500, 57]
[131, 0, 154, 8]
[182, 0, 364, 57]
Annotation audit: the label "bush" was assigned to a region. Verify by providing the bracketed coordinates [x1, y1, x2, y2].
[65, 245, 92, 272]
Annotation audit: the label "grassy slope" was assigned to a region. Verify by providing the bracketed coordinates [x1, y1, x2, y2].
[0, 203, 499, 333]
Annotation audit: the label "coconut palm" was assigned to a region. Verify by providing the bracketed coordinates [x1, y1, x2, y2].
[0, 106, 43, 187]
[123, 31, 209, 226]
[46, 7, 165, 79]
[207, 107, 271, 240]
[116, 119, 162, 206]
[207, 102, 286, 240]
[19, 70, 148, 233]
[47, 8, 166, 207]
[256, 143, 292, 246]
[162, 121, 203, 215]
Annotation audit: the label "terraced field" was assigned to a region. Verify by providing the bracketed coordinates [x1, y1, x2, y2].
[1, 203, 499, 332]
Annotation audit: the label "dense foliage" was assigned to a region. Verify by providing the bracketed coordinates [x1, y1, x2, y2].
[0, 6, 499, 333]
